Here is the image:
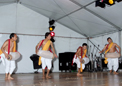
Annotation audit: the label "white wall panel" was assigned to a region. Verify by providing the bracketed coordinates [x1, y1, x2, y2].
[0, 3, 16, 33]
[16, 4, 49, 35]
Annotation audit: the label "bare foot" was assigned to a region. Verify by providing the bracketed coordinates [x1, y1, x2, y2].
[46, 75, 51, 79]
[8, 76, 14, 80]
[5, 77, 8, 80]
[77, 73, 82, 77]
[109, 70, 112, 73]
[42, 76, 45, 79]
[113, 72, 118, 75]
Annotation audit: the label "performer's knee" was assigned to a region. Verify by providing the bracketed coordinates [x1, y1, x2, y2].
[76, 62, 81, 68]
[82, 64, 85, 69]
[77, 64, 80, 68]
[41, 57, 46, 69]
[5, 62, 10, 68]
[12, 65, 16, 70]
[47, 64, 52, 70]
[46, 59, 52, 70]
[42, 62, 46, 69]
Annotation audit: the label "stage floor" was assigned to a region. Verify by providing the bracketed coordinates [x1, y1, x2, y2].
[0, 72, 122, 86]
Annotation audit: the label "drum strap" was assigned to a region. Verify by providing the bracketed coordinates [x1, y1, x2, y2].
[106, 44, 118, 53]
[74, 47, 87, 59]
[38, 40, 44, 50]
[80, 47, 87, 72]
[38, 39, 52, 52]
[81, 47, 83, 58]
[74, 46, 82, 59]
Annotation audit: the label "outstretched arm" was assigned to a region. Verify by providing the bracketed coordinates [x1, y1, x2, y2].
[1, 40, 8, 58]
[99, 45, 107, 53]
[50, 41, 58, 58]
[35, 40, 42, 54]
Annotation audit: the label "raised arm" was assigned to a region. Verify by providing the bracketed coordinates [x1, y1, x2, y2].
[50, 41, 57, 58]
[35, 40, 42, 54]
[1, 40, 8, 58]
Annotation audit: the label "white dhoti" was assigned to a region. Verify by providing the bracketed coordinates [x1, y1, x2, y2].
[106, 52, 119, 72]
[107, 58, 119, 72]
[0, 51, 16, 74]
[41, 57, 52, 70]
[72, 55, 85, 69]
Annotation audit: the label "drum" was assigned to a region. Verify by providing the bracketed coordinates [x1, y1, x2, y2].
[105, 52, 120, 58]
[37, 50, 54, 59]
[81, 57, 89, 64]
[8, 52, 20, 61]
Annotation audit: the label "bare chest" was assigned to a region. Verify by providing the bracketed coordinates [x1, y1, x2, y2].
[41, 41, 51, 49]
[109, 44, 116, 52]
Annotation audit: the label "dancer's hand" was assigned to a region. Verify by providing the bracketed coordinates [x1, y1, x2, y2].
[80, 58, 83, 63]
[78, 58, 81, 62]
[36, 50, 38, 54]
[54, 53, 58, 58]
[5, 53, 9, 58]
[99, 51, 102, 53]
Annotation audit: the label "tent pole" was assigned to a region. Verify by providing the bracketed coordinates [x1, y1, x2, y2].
[0, 32, 87, 39]
[56, 0, 95, 21]
[88, 38, 101, 51]
[118, 31, 121, 57]
[87, 38, 89, 56]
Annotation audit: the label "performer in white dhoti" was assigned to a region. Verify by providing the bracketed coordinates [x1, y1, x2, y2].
[99, 37, 121, 74]
[0, 33, 19, 80]
[72, 43, 89, 76]
[35, 32, 57, 79]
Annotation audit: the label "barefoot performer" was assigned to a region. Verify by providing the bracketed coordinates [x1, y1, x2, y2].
[99, 37, 121, 74]
[35, 32, 57, 79]
[72, 43, 89, 76]
[0, 33, 19, 80]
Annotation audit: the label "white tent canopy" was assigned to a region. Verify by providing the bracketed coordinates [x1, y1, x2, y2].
[19, 0, 122, 37]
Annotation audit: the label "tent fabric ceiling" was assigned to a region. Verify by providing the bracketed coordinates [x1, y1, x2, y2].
[1, 0, 122, 37]
[0, 0, 16, 3]
[0, 0, 16, 7]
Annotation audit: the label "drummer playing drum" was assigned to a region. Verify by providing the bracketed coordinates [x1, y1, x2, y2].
[0, 33, 18, 80]
[35, 32, 57, 79]
[72, 43, 89, 76]
[99, 37, 121, 74]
